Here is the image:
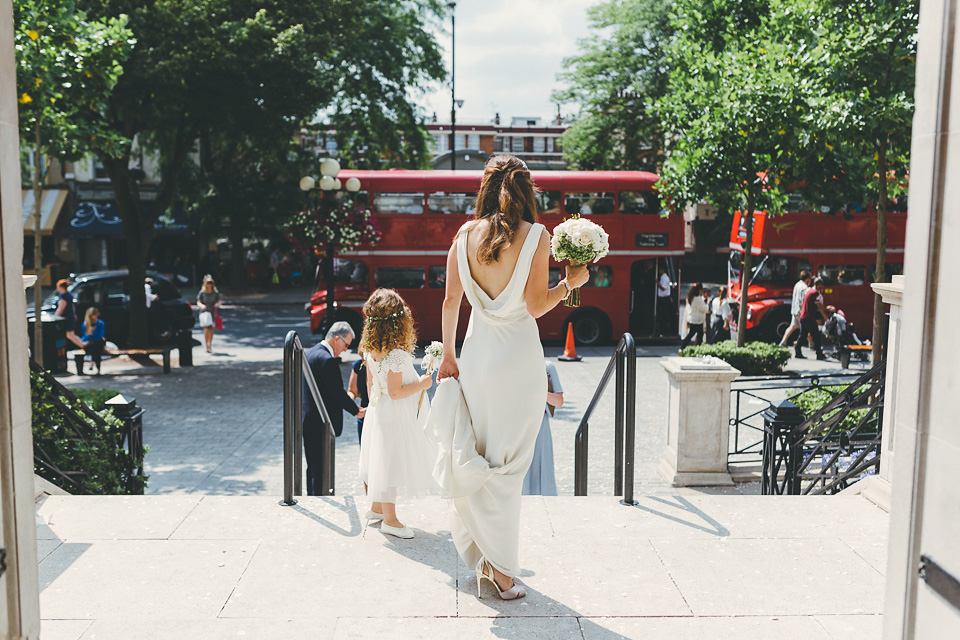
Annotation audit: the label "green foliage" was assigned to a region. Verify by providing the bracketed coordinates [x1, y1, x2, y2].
[71, 387, 121, 411]
[31, 372, 147, 495]
[793, 384, 873, 434]
[14, 0, 134, 160]
[553, 0, 673, 171]
[680, 340, 790, 376]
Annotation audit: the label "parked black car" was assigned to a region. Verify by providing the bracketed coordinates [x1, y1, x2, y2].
[30, 271, 195, 347]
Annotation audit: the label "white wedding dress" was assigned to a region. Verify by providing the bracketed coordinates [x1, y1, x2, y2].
[425, 222, 547, 578]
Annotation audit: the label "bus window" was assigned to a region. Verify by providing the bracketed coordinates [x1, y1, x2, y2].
[548, 265, 612, 288]
[428, 266, 446, 288]
[729, 252, 806, 283]
[333, 259, 368, 284]
[427, 192, 476, 214]
[564, 192, 615, 215]
[339, 190, 370, 208]
[376, 267, 424, 289]
[536, 191, 562, 216]
[820, 265, 866, 286]
[870, 263, 903, 282]
[619, 191, 662, 215]
[373, 193, 425, 214]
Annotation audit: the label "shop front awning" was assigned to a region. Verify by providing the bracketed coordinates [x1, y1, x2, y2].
[64, 201, 191, 237]
[22, 188, 69, 234]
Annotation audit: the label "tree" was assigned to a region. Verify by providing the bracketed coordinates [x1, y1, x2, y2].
[655, 0, 810, 346]
[804, 0, 917, 360]
[80, 0, 445, 346]
[14, 0, 133, 364]
[553, 0, 674, 171]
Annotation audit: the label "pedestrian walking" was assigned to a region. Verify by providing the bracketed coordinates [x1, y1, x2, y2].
[780, 270, 811, 347]
[80, 307, 105, 374]
[53, 279, 84, 348]
[358, 289, 437, 539]
[522, 361, 561, 496]
[197, 276, 222, 353]
[679, 283, 709, 351]
[795, 276, 827, 360]
[656, 266, 674, 336]
[709, 286, 732, 343]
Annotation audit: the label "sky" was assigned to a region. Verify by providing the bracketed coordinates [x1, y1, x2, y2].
[417, 0, 599, 124]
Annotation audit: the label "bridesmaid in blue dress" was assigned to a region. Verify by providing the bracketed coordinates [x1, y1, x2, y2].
[522, 361, 562, 495]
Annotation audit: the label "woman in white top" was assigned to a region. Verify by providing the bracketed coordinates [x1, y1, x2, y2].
[680, 282, 709, 350]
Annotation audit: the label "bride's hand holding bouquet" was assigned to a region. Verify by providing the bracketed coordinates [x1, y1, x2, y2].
[551, 216, 610, 307]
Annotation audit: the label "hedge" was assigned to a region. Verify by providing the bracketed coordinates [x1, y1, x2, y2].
[792, 384, 874, 434]
[679, 340, 791, 376]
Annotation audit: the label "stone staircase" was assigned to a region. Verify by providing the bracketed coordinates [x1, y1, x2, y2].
[36, 493, 887, 640]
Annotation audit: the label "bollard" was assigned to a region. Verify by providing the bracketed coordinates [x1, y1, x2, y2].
[761, 399, 805, 495]
[105, 394, 146, 494]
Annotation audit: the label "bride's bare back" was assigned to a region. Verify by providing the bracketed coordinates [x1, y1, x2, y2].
[463, 219, 535, 300]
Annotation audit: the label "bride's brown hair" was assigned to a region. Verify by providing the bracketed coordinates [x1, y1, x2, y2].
[472, 155, 539, 264]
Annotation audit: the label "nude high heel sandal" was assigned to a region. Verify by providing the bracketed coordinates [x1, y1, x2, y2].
[475, 559, 526, 600]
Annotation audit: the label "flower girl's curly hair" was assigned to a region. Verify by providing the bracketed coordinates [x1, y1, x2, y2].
[359, 288, 417, 355]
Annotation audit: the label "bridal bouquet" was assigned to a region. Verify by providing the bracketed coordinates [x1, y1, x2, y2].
[418, 341, 443, 416]
[551, 215, 610, 307]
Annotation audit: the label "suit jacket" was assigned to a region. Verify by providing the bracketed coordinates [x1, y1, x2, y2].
[303, 342, 358, 437]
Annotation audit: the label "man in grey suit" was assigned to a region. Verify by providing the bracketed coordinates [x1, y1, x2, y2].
[303, 321, 364, 496]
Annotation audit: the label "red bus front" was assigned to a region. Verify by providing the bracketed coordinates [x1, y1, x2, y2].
[727, 210, 907, 342]
[308, 170, 685, 344]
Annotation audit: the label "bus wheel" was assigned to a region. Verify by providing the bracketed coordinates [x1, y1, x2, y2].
[568, 310, 611, 346]
[761, 308, 791, 343]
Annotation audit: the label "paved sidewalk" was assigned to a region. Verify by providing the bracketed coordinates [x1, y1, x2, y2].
[36, 493, 887, 640]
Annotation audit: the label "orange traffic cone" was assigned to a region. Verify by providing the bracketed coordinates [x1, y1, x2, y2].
[558, 322, 582, 362]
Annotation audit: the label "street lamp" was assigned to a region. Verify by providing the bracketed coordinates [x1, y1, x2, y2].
[300, 160, 362, 335]
[449, 2, 457, 170]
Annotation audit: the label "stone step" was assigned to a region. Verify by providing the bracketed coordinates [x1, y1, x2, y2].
[36, 494, 888, 640]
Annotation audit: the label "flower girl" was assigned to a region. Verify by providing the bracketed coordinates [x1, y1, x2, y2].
[358, 288, 437, 538]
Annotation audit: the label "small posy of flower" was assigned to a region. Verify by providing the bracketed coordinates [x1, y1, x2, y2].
[778, 129, 786, 135]
[27, 30, 39, 40]
[825, 143, 834, 151]
[739, 130, 747, 136]
[18, 92, 31, 104]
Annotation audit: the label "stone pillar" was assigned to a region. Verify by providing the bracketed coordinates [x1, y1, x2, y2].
[658, 357, 741, 486]
[0, 0, 42, 635]
[860, 274, 903, 512]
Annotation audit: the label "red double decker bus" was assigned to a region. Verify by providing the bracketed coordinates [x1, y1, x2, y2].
[307, 170, 684, 345]
[728, 210, 907, 342]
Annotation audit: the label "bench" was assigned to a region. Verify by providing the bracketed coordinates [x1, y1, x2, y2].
[838, 344, 872, 369]
[74, 346, 173, 375]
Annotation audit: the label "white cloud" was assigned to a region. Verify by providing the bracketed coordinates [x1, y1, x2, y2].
[420, 0, 598, 122]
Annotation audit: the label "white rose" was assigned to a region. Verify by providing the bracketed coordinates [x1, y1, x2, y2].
[576, 232, 592, 247]
[587, 228, 602, 247]
[570, 231, 584, 246]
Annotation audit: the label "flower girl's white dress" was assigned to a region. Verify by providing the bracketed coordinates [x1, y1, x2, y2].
[359, 349, 437, 502]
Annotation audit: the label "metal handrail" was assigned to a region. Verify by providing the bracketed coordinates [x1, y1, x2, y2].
[573, 333, 637, 505]
[281, 330, 337, 505]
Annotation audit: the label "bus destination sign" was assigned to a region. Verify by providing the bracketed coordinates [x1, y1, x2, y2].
[636, 233, 669, 248]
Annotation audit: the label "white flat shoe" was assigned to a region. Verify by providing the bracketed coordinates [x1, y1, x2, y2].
[380, 523, 414, 539]
[365, 509, 384, 522]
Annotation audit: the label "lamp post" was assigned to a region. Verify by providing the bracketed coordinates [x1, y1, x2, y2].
[300, 159, 361, 335]
[449, 2, 457, 170]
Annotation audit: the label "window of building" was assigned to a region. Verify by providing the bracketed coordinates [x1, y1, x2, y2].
[376, 267, 424, 289]
[619, 191, 663, 215]
[819, 265, 867, 286]
[548, 265, 613, 288]
[564, 192, 615, 215]
[511, 137, 524, 153]
[332, 259, 369, 284]
[428, 266, 446, 288]
[533, 137, 545, 153]
[536, 191, 562, 216]
[523, 137, 534, 152]
[436, 134, 449, 152]
[427, 192, 476, 214]
[94, 157, 108, 180]
[493, 137, 504, 153]
[373, 193, 425, 214]
[468, 134, 480, 148]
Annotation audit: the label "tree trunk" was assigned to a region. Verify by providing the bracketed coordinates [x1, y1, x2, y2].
[871, 141, 888, 364]
[106, 164, 152, 347]
[228, 214, 247, 291]
[32, 120, 44, 366]
[736, 189, 756, 347]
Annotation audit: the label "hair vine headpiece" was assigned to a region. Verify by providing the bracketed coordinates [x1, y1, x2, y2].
[366, 308, 405, 322]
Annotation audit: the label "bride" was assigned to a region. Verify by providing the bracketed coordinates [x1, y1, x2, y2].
[434, 155, 589, 600]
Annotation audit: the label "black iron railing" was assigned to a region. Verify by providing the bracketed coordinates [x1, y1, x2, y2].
[30, 360, 145, 494]
[281, 331, 336, 505]
[762, 359, 885, 495]
[573, 333, 637, 505]
[729, 371, 862, 464]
